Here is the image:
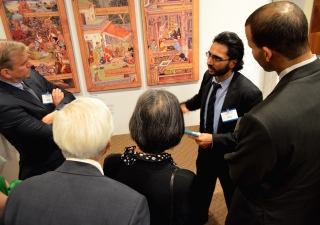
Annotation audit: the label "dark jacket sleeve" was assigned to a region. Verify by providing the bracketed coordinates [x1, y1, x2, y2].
[182, 72, 211, 111]
[35, 70, 75, 110]
[0, 102, 53, 140]
[224, 114, 277, 187]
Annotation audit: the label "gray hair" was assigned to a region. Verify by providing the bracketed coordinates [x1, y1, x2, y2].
[0, 40, 27, 71]
[53, 98, 114, 159]
[129, 89, 184, 154]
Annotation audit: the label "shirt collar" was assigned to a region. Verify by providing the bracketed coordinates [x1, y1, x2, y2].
[66, 158, 104, 175]
[0, 79, 23, 90]
[279, 55, 317, 80]
[212, 72, 234, 88]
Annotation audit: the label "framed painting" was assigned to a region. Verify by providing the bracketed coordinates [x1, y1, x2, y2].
[72, 0, 141, 92]
[141, 0, 199, 86]
[0, 0, 80, 92]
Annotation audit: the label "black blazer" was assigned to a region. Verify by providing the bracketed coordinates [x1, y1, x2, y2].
[225, 59, 320, 225]
[0, 70, 75, 179]
[3, 161, 150, 225]
[184, 71, 262, 153]
[104, 154, 195, 225]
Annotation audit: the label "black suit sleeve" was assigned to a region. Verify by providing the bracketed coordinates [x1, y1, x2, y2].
[0, 102, 53, 140]
[224, 114, 277, 187]
[35, 71, 75, 110]
[183, 73, 211, 111]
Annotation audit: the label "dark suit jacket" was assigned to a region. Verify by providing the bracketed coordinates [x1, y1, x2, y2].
[104, 154, 195, 225]
[0, 70, 75, 179]
[184, 71, 262, 160]
[3, 161, 150, 225]
[224, 59, 320, 225]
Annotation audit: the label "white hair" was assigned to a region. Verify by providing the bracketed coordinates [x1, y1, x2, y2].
[53, 98, 114, 159]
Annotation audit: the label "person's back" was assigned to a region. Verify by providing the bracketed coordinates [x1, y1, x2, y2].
[227, 63, 320, 224]
[104, 89, 195, 225]
[105, 152, 195, 225]
[3, 162, 150, 225]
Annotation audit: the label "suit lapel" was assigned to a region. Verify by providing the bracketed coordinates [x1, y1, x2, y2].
[0, 80, 47, 110]
[23, 78, 42, 100]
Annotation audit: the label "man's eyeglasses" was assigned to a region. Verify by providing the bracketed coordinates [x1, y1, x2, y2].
[205, 52, 231, 62]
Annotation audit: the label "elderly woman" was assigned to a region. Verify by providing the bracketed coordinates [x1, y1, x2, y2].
[104, 89, 195, 225]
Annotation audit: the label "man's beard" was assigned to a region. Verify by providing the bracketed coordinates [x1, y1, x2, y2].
[208, 63, 230, 76]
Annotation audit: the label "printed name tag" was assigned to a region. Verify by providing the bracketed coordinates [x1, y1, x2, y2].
[221, 108, 238, 123]
[42, 92, 53, 104]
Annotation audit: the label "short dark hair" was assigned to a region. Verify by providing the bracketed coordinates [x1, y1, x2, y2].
[129, 89, 184, 154]
[213, 31, 244, 71]
[245, 1, 309, 60]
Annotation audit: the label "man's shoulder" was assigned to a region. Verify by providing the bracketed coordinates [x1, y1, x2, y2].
[12, 169, 145, 200]
[27, 69, 44, 81]
[233, 71, 261, 91]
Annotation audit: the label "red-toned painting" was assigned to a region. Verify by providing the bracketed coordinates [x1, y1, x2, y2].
[0, 0, 80, 92]
[141, 0, 199, 85]
[72, 0, 141, 92]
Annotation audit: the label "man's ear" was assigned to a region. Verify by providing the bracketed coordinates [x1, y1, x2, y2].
[229, 59, 238, 69]
[0, 68, 11, 79]
[99, 140, 111, 161]
[106, 140, 111, 150]
[262, 47, 273, 62]
[102, 140, 112, 155]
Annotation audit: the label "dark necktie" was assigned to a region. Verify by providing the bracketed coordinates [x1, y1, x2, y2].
[21, 82, 40, 101]
[205, 82, 221, 133]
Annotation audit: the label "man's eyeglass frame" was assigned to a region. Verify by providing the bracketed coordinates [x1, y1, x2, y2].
[205, 52, 232, 62]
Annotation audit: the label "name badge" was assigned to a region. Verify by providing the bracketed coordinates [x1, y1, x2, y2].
[221, 108, 238, 123]
[42, 92, 53, 104]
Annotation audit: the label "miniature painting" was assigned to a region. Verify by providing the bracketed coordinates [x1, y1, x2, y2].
[0, 0, 80, 92]
[141, 0, 199, 85]
[72, 0, 141, 92]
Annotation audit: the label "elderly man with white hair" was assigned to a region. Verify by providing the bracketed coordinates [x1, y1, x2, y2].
[3, 98, 150, 225]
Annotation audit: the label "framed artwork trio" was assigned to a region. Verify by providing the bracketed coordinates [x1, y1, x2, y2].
[0, 0, 200, 92]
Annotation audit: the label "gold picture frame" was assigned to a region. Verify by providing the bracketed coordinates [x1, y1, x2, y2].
[141, 0, 199, 86]
[72, 0, 141, 92]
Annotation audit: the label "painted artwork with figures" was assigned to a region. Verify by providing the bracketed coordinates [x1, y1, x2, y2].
[141, 0, 199, 85]
[72, 0, 141, 91]
[0, 0, 80, 92]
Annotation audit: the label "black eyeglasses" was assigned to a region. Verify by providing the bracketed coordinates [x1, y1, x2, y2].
[205, 52, 231, 62]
